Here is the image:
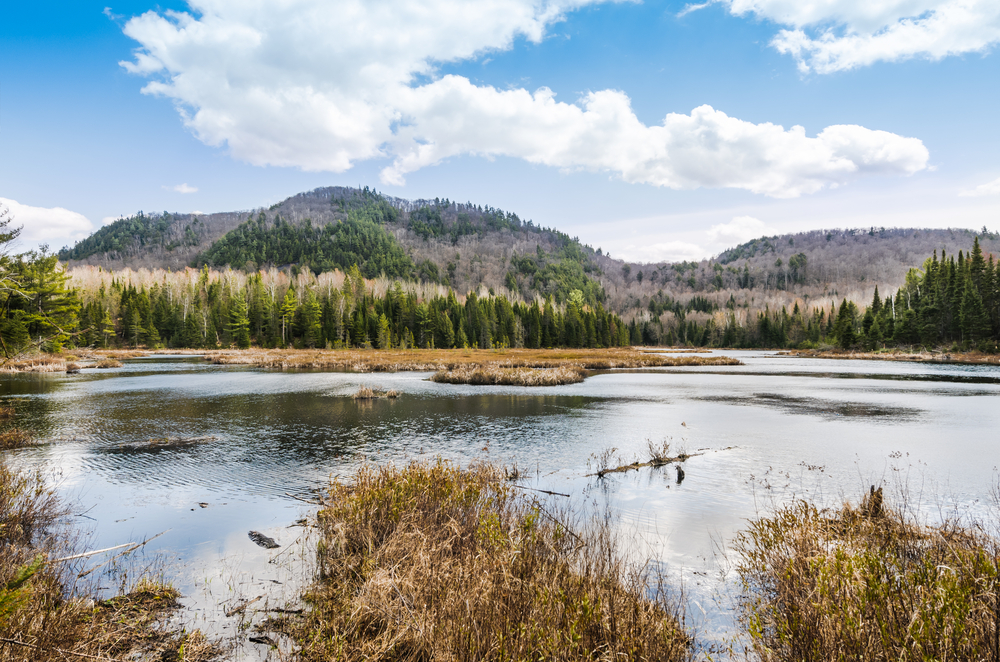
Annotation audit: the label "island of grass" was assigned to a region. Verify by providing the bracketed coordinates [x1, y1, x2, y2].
[201, 347, 742, 385]
[268, 460, 690, 661]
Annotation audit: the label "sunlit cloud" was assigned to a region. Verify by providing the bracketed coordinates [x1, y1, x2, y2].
[120, 0, 929, 197]
[0, 197, 94, 251]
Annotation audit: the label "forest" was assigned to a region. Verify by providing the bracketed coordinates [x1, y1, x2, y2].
[3, 235, 997, 356]
[65, 265, 629, 351]
[623, 238, 1000, 351]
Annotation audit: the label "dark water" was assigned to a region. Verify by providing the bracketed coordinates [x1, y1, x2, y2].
[4, 351, 1000, 654]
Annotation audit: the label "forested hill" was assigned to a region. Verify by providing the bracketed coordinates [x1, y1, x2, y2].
[59, 185, 1000, 319]
[60, 186, 609, 307]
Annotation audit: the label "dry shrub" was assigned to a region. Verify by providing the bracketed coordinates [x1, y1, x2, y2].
[431, 364, 587, 386]
[281, 460, 690, 661]
[735, 492, 1000, 662]
[94, 358, 124, 369]
[0, 406, 13, 420]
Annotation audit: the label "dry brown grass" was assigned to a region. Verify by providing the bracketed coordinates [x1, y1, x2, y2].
[353, 386, 401, 399]
[735, 490, 1000, 662]
[0, 428, 34, 450]
[274, 460, 690, 661]
[94, 358, 124, 369]
[0, 356, 66, 373]
[203, 347, 741, 374]
[780, 348, 1000, 365]
[431, 364, 587, 386]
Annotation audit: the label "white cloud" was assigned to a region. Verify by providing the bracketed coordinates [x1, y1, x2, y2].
[722, 0, 1000, 73]
[120, 0, 929, 197]
[618, 241, 707, 263]
[166, 183, 198, 193]
[960, 175, 1000, 197]
[708, 215, 774, 245]
[0, 198, 94, 251]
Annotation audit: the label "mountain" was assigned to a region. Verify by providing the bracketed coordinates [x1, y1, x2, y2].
[59, 185, 1000, 317]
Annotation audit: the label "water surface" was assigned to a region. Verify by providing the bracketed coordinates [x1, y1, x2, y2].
[4, 351, 998, 654]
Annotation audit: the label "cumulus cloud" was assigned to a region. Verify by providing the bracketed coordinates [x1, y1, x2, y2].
[721, 0, 1000, 73]
[120, 0, 929, 195]
[960, 175, 1000, 197]
[166, 183, 198, 193]
[0, 198, 94, 251]
[707, 215, 774, 245]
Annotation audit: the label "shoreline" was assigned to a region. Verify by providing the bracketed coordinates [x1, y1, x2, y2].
[4, 345, 999, 377]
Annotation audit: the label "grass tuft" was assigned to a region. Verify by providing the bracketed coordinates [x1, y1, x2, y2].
[94, 358, 124, 369]
[277, 460, 690, 661]
[735, 490, 1000, 662]
[0, 428, 34, 450]
[353, 386, 400, 399]
[431, 364, 587, 386]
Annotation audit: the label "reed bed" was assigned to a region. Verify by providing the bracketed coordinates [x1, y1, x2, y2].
[276, 460, 690, 661]
[735, 489, 1000, 662]
[780, 348, 1000, 365]
[94, 358, 124, 369]
[0, 356, 66, 373]
[431, 364, 587, 386]
[202, 347, 741, 374]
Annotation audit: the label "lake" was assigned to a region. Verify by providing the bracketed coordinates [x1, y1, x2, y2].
[4, 350, 999, 656]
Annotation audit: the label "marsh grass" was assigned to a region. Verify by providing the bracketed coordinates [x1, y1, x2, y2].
[94, 358, 124, 369]
[277, 460, 690, 661]
[431, 364, 587, 386]
[0, 355, 66, 373]
[0, 428, 33, 450]
[202, 347, 742, 373]
[735, 490, 1000, 662]
[353, 386, 400, 399]
[781, 348, 1000, 365]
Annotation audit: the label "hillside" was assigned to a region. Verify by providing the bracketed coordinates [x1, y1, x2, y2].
[59, 186, 1000, 322]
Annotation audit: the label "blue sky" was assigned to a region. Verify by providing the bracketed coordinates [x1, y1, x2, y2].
[3, 0, 999, 261]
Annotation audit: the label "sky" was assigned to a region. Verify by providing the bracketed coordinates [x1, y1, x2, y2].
[3, 0, 999, 262]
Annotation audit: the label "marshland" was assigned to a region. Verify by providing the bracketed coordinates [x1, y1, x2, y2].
[3, 348, 1000, 660]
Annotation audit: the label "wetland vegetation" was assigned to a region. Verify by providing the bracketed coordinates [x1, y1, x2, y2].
[272, 460, 690, 662]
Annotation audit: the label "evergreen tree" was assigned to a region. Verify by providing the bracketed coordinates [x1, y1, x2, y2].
[228, 294, 251, 349]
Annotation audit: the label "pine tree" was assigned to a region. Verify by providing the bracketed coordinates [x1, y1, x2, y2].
[228, 294, 251, 349]
[279, 287, 297, 347]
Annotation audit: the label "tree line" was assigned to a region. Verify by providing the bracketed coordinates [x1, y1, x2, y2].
[625, 238, 1000, 351]
[66, 264, 629, 351]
